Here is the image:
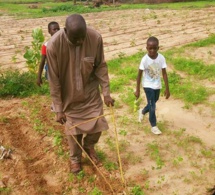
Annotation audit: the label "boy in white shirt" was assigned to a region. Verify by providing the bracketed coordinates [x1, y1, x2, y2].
[134, 36, 170, 135]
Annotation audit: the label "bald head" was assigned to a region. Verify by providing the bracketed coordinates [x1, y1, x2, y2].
[65, 14, 87, 46]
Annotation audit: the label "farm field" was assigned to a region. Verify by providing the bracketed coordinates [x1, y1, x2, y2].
[0, 3, 215, 195]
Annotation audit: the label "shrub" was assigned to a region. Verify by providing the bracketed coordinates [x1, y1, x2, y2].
[0, 70, 49, 97]
[23, 28, 44, 74]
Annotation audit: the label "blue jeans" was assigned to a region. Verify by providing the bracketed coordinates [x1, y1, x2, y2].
[44, 64, 48, 80]
[142, 88, 160, 127]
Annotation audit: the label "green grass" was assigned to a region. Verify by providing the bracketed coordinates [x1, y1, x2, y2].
[0, 187, 12, 195]
[0, 0, 55, 2]
[186, 34, 215, 47]
[167, 72, 210, 105]
[169, 58, 215, 79]
[0, 1, 215, 18]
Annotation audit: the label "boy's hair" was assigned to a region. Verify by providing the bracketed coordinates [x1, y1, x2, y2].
[147, 36, 159, 45]
[48, 21, 59, 30]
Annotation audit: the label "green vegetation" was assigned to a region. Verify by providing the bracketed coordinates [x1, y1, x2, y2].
[147, 141, 165, 169]
[0, 70, 49, 97]
[186, 34, 215, 47]
[131, 185, 145, 195]
[0, 187, 12, 195]
[24, 28, 44, 73]
[24, 28, 45, 73]
[0, 1, 215, 19]
[88, 187, 103, 195]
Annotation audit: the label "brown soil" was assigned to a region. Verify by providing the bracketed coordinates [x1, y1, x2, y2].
[0, 8, 215, 195]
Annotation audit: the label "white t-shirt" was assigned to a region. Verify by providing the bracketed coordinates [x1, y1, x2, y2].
[139, 53, 167, 89]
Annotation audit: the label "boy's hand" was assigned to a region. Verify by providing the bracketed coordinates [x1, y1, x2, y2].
[36, 77, 42, 87]
[164, 89, 170, 99]
[134, 90, 140, 99]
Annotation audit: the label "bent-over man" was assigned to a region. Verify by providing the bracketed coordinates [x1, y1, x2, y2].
[46, 14, 114, 174]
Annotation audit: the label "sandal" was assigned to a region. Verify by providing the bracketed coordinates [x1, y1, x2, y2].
[71, 163, 82, 174]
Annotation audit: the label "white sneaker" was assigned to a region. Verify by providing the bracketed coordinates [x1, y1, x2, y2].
[138, 109, 143, 123]
[151, 126, 162, 135]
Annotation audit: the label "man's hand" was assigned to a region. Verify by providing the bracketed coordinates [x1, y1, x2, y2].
[104, 95, 115, 107]
[56, 112, 67, 124]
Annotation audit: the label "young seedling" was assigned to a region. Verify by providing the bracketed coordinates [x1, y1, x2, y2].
[131, 185, 145, 195]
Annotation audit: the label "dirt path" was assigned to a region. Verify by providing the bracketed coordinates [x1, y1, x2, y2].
[0, 7, 215, 195]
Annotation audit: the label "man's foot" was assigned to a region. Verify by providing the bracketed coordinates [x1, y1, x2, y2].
[138, 109, 143, 123]
[71, 163, 82, 174]
[84, 147, 101, 166]
[151, 126, 162, 135]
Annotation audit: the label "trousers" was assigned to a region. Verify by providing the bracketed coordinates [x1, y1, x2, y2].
[67, 132, 101, 164]
[142, 87, 160, 127]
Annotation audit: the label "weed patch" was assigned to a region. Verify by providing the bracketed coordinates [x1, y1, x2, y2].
[0, 70, 49, 98]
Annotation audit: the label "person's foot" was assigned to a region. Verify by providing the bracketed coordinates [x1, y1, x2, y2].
[138, 109, 143, 123]
[84, 147, 101, 166]
[70, 163, 82, 174]
[151, 126, 162, 135]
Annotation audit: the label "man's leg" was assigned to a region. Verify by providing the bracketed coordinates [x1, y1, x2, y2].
[67, 134, 83, 173]
[83, 132, 101, 165]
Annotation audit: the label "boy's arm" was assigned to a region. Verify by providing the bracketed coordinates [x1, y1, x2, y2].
[37, 55, 46, 86]
[162, 68, 170, 99]
[134, 69, 143, 99]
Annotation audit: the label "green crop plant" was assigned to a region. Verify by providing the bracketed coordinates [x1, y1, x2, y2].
[24, 28, 44, 74]
[78, 187, 85, 193]
[0, 187, 12, 195]
[119, 129, 127, 136]
[157, 175, 166, 185]
[173, 156, 183, 166]
[96, 150, 107, 162]
[118, 116, 130, 126]
[0, 116, 9, 123]
[201, 149, 213, 158]
[130, 39, 136, 47]
[105, 137, 115, 151]
[119, 140, 130, 152]
[131, 185, 145, 195]
[147, 141, 165, 170]
[88, 187, 102, 195]
[88, 176, 96, 184]
[11, 55, 17, 63]
[76, 170, 85, 181]
[125, 152, 142, 164]
[53, 132, 63, 147]
[104, 161, 118, 171]
[33, 118, 45, 134]
[117, 52, 126, 59]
